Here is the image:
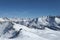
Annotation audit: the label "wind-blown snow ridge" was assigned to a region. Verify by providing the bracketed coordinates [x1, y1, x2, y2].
[0, 16, 60, 40]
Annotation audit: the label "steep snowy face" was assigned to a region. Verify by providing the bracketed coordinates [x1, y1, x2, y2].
[0, 22, 46, 39]
[55, 17, 60, 24]
[0, 18, 5, 21]
[0, 16, 60, 40]
[0, 22, 14, 38]
[0, 16, 60, 30]
[24, 16, 60, 30]
[0, 22, 10, 36]
[0, 21, 21, 38]
[0, 21, 60, 40]
[38, 16, 49, 26]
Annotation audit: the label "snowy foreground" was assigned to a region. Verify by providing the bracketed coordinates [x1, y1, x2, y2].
[0, 16, 60, 40]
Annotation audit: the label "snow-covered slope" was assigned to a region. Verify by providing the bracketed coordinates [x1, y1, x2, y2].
[0, 16, 60, 40]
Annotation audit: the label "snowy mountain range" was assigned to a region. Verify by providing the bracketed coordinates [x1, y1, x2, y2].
[0, 16, 60, 40]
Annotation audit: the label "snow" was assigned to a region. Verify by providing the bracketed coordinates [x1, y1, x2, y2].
[0, 18, 5, 21]
[0, 16, 60, 40]
[55, 17, 60, 24]
[38, 17, 49, 26]
[13, 23, 21, 31]
[0, 22, 9, 36]
[10, 23, 60, 40]
[0, 23, 49, 40]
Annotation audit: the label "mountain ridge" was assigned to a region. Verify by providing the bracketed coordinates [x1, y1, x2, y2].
[0, 16, 60, 40]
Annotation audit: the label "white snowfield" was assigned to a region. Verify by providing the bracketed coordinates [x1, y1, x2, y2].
[0, 16, 60, 40]
[55, 17, 60, 24]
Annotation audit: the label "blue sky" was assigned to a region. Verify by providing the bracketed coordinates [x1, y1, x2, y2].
[0, 0, 60, 18]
